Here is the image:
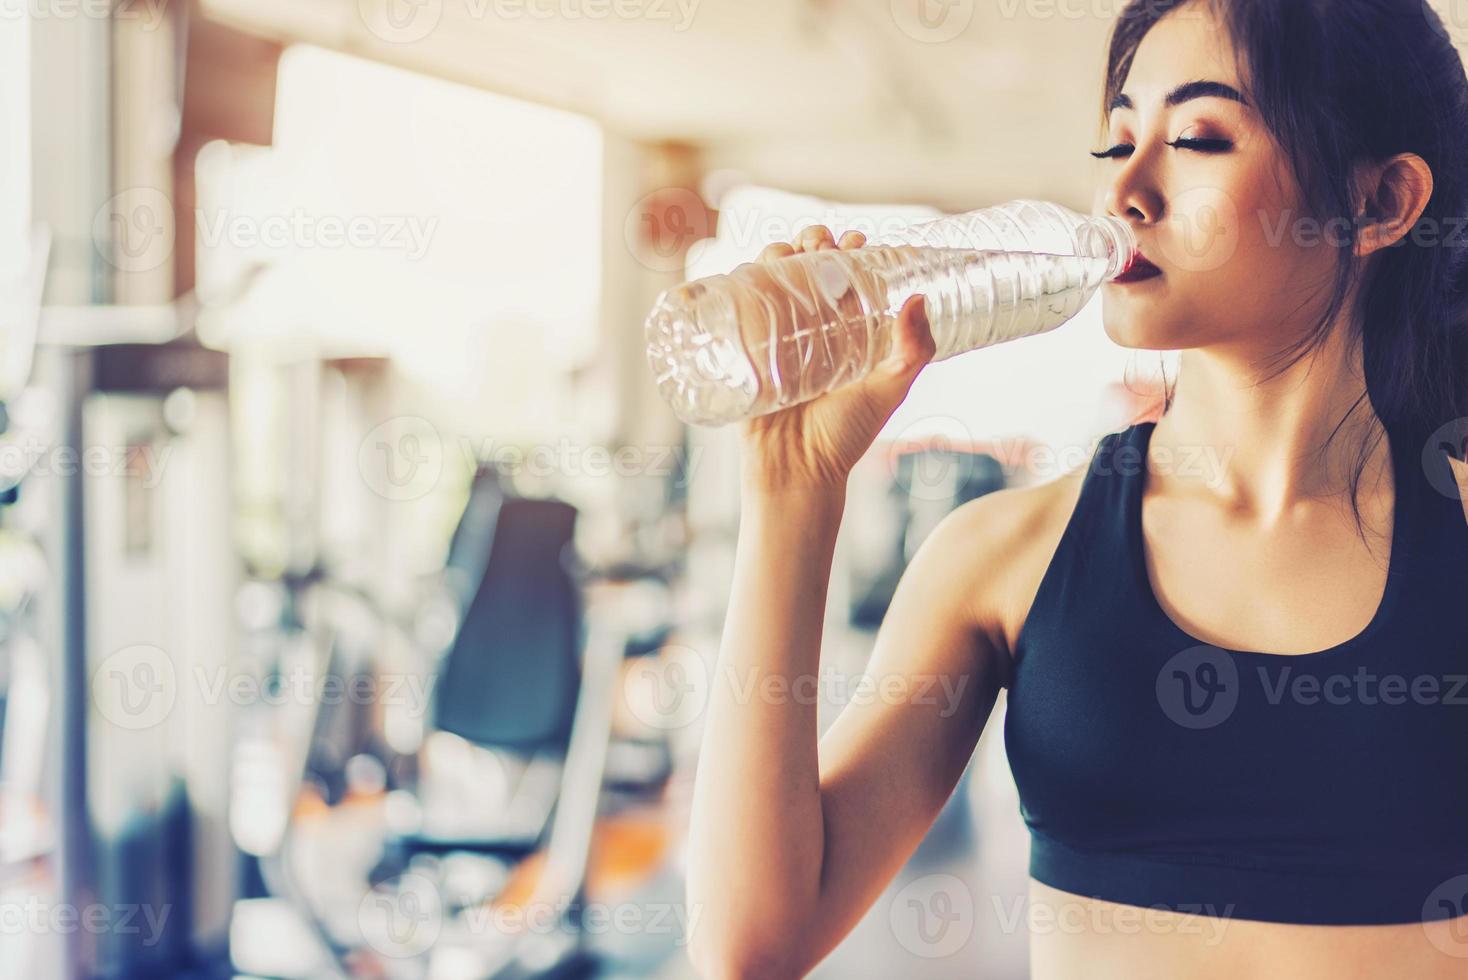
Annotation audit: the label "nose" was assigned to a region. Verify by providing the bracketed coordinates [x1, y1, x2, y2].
[1101, 154, 1164, 227]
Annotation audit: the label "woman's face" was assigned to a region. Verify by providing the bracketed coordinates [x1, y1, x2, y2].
[1092, 2, 1338, 353]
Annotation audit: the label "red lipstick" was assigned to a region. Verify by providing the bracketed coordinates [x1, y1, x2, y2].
[1114, 250, 1162, 284]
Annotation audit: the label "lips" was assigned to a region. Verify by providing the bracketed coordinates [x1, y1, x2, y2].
[1114, 250, 1162, 283]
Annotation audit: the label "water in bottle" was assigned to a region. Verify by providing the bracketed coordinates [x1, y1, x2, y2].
[644, 200, 1137, 427]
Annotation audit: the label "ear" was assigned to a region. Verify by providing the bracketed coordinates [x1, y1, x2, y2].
[1352, 153, 1434, 258]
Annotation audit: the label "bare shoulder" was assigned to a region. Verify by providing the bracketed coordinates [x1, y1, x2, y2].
[913, 459, 1092, 666]
[1452, 456, 1468, 528]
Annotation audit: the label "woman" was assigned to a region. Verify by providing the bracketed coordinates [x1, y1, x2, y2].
[684, 0, 1468, 977]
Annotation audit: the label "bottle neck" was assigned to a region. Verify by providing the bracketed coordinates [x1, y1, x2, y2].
[1083, 215, 1138, 280]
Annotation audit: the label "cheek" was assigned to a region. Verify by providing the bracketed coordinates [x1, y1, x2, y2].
[1154, 179, 1327, 313]
[1206, 158, 1332, 282]
[1154, 186, 1243, 275]
[1227, 198, 1342, 312]
[1246, 206, 1344, 281]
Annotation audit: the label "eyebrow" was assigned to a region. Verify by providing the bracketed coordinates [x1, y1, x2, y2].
[1109, 79, 1248, 112]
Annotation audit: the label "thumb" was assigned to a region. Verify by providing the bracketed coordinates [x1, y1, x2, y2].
[869, 294, 936, 391]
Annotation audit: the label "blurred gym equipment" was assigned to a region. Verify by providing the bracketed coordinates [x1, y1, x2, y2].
[849, 446, 1007, 630]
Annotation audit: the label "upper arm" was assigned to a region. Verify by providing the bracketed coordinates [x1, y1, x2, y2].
[789, 481, 1060, 970]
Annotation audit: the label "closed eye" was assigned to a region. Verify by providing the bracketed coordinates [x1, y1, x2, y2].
[1089, 137, 1234, 159]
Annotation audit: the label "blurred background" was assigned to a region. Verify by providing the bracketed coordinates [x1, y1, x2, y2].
[1, 1, 1455, 978]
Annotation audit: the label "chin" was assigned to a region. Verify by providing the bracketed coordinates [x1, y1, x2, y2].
[1100, 311, 1184, 351]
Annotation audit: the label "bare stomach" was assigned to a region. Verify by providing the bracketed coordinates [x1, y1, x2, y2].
[1025, 879, 1468, 980]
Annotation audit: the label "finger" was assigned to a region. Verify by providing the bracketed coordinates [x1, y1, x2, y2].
[876, 294, 936, 382]
[758, 241, 795, 263]
[795, 225, 835, 253]
[824, 295, 934, 429]
[837, 230, 867, 250]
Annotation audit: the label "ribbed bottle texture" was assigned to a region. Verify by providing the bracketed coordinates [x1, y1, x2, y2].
[645, 200, 1136, 427]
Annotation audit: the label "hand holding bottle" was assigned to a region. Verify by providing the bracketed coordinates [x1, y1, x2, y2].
[736, 225, 936, 496]
[644, 200, 1136, 434]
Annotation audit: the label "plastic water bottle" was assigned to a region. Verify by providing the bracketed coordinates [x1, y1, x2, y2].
[644, 200, 1137, 427]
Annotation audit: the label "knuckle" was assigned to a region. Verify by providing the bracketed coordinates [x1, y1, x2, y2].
[797, 225, 832, 246]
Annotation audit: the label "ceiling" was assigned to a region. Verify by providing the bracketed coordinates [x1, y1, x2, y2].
[194, 0, 1468, 211]
[196, 0, 1120, 210]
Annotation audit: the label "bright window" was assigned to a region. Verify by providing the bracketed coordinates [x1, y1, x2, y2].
[195, 44, 603, 441]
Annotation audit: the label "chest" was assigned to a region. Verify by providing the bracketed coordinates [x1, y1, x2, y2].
[1140, 490, 1394, 656]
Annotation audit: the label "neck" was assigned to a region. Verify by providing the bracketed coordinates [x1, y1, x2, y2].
[1152, 323, 1390, 524]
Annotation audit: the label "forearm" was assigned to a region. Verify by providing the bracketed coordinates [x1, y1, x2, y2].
[686, 483, 846, 971]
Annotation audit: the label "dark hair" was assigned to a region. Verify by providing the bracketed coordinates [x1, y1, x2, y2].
[1105, 0, 1468, 541]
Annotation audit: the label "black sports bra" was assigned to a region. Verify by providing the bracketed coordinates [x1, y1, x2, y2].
[1003, 418, 1468, 925]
